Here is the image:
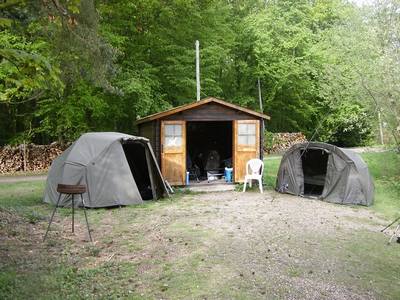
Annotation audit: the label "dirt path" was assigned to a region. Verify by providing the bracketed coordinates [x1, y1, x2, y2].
[345, 146, 387, 153]
[0, 174, 46, 183]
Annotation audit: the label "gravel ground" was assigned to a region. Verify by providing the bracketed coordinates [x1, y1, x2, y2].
[82, 190, 397, 299]
[169, 191, 393, 299]
[2, 188, 399, 299]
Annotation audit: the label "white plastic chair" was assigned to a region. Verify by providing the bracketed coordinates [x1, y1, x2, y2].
[242, 158, 264, 193]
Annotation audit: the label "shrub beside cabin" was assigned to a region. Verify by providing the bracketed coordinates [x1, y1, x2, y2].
[137, 97, 270, 185]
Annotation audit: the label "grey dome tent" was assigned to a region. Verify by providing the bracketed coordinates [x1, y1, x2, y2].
[44, 132, 168, 208]
[276, 142, 374, 206]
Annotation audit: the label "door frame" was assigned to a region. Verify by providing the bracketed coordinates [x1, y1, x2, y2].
[160, 120, 186, 185]
[233, 119, 260, 183]
[185, 120, 234, 184]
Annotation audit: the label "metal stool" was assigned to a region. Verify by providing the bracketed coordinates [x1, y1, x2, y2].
[43, 184, 93, 242]
[381, 216, 400, 244]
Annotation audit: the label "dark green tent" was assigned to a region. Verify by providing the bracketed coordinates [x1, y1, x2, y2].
[276, 142, 374, 206]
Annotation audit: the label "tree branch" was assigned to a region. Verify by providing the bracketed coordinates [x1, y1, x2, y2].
[50, 0, 68, 16]
[0, 0, 25, 10]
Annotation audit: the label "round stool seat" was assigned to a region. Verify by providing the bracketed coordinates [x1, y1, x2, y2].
[57, 184, 86, 194]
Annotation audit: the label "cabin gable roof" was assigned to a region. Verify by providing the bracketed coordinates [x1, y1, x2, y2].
[136, 97, 270, 124]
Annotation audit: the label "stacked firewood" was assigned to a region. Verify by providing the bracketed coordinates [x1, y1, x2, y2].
[265, 132, 307, 154]
[0, 143, 68, 174]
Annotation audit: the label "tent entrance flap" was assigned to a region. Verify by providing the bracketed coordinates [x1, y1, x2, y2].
[301, 148, 329, 196]
[122, 141, 153, 200]
[186, 121, 232, 180]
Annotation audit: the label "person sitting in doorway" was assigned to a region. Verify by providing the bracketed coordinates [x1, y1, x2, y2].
[205, 150, 220, 171]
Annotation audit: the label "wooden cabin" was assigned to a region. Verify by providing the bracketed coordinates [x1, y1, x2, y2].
[137, 97, 270, 185]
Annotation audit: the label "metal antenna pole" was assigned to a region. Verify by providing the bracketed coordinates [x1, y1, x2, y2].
[378, 110, 384, 145]
[196, 40, 200, 101]
[257, 77, 265, 139]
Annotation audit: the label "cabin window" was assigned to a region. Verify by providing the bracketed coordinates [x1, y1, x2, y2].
[164, 124, 182, 147]
[238, 123, 256, 145]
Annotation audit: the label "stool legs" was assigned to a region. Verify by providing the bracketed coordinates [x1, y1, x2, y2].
[389, 223, 400, 243]
[72, 195, 75, 233]
[81, 194, 93, 242]
[43, 192, 93, 242]
[43, 193, 62, 242]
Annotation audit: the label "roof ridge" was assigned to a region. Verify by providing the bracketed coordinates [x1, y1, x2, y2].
[136, 97, 270, 124]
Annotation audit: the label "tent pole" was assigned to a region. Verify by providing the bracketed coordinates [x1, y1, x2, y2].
[145, 145, 157, 200]
[147, 141, 170, 197]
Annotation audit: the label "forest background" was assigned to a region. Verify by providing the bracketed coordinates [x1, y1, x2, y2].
[1, 0, 399, 148]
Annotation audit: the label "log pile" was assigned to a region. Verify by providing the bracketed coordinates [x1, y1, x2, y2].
[265, 132, 307, 154]
[0, 143, 68, 174]
[0, 133, 306, 173]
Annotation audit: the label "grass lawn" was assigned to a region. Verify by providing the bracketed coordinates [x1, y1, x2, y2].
[0, 151, 399, 299]
[361, 152, 400, 219]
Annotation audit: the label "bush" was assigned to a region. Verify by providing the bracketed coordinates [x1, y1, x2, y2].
[264, 131, 275, 152]
[318, 102, 373, 147]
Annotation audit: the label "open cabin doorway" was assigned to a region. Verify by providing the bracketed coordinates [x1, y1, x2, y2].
[301, 148, 330, 197]
[186, 121, 233, 184]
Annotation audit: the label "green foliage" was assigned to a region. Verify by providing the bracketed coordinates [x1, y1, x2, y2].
[0, 0, 118, 143]
[0, 0, 395, 147]
[0, 43, 61, 103]
[362, 151, 400, 219]
[263, 131, 275, 152]
[0, 270, 17, 298]
[242, 1, 356, 135]
[0, 27, 62, 143]
[316, 1, 400, 148]
[36, 81, 110, 141]
[318, 102, 374, 147]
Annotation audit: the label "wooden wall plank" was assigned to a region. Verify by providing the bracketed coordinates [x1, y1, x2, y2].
[138, 122, 153, 143]
[155, 120, 161, 165]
